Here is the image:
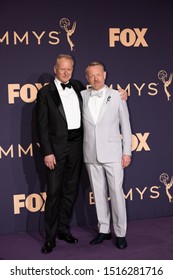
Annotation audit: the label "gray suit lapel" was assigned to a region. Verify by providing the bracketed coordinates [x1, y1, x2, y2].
[97, 88, 112, 123]
[84, 89, 95, 124]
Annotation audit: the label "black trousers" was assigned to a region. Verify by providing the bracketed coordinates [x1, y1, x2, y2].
[44, 129, 83, 243]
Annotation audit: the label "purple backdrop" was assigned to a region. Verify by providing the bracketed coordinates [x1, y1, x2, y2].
[0, 0, 173, 235]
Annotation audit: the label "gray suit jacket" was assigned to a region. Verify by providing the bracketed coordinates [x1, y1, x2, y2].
[81, 87, 132, 163]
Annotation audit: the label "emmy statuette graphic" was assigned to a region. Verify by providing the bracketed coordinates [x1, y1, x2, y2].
[159, 173, 173, 202]
[59, 18, 76, 51]
[158, 70, 172, 101]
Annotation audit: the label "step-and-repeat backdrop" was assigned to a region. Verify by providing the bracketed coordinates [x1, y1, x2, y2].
[0, 0, 173, 234]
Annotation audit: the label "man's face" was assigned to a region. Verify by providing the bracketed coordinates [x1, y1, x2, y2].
[54, 58, 73, 83]
[86, 65, 106, 91]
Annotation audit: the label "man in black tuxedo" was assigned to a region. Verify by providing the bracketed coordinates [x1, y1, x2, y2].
[36, 54, 85, 253]
[37, 54, 128, 254]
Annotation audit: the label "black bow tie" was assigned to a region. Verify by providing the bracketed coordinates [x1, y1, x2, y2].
[61, 82, 71, 90]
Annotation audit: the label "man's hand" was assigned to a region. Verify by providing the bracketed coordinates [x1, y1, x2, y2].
[44, 154, 56, 170]
[121, 155, 131, 168]
[117, 85, 128, 101]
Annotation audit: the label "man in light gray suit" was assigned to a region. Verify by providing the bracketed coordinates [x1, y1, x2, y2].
[81, 61, 132, 249]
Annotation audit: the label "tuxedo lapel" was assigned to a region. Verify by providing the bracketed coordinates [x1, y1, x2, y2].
[70, 81, 83, 113]
[49, 82, 67, 122]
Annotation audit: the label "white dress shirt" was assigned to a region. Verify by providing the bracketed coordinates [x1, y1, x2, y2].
[54, 78, 81, 129]
[88, 86, 106, 124]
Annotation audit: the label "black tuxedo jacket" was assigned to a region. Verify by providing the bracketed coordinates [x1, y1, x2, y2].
[36, 79, 85, 158]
